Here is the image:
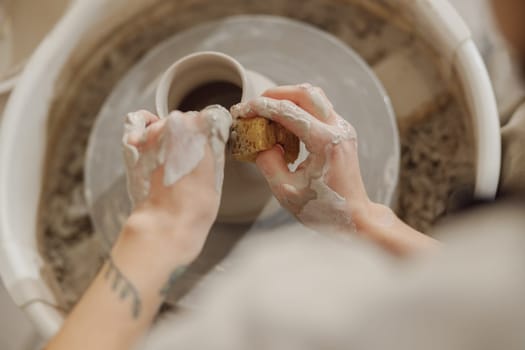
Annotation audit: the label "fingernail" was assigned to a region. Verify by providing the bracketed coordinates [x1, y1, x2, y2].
[203, 104, 231, 120]
[203, 104, 228, 113]
[275, 144, 285, 155]
[230, 102, 251, 119]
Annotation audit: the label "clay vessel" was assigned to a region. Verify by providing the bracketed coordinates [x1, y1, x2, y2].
[156, 51, 280, 222]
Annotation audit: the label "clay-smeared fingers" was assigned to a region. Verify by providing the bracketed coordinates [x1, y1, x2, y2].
[199, 105, 232, 143]
[231, 97, 332, 152]
[263, 84, 335, 124]
[124, 110, 161, 147]
[143, 119, 168, 149]
[169, 110, 199, 123]
[165, 111, 200, 133]
[141, 110, 161, 126]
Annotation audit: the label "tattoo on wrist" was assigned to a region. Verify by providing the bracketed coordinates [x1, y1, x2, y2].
[104, 257, 142, 319]
[159, 267, 186, 298]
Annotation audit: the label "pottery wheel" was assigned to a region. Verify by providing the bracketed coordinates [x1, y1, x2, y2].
[85, 15, 398, 304]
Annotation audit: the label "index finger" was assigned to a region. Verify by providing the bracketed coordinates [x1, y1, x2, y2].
[231, 97, 332, 152]
[263, 84, 336, 124]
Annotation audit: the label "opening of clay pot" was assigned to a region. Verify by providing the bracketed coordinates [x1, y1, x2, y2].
[178, 81, 242, 112]
[156, 52, 247, 116]
[148, 51, 281, 229]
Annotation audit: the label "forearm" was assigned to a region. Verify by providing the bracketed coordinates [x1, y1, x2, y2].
[354, 202, 441, 256]
[46, 214, 186, 350]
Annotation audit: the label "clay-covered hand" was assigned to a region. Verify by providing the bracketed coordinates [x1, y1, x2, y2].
[122, 106, 232, 263]
[231, 84, 369, 233]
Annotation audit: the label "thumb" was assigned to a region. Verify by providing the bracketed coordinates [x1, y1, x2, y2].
[256, 145, 292, 185]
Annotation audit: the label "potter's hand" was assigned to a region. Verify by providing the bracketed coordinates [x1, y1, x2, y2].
[232, 84, 439, 255]
[122, 106, 232, 264]
[232, 84, 367, 233]
[47, 107, 232, 350]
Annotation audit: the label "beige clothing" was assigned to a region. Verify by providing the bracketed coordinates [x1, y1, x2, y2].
[137, 203, 525, 350]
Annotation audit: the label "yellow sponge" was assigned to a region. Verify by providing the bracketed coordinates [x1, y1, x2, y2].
[231, 117, 300, 164]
